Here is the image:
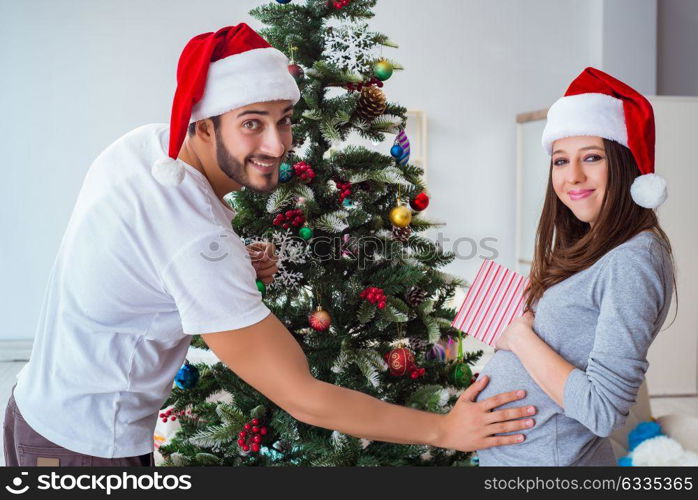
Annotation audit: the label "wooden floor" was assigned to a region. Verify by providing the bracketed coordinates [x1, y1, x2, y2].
[1, 360, 696, 466]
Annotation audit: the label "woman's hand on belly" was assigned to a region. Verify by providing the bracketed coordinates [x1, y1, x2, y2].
[436, 375, 537, 451]
[495, 311, 575, 407]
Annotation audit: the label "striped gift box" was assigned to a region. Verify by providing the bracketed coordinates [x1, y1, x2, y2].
[451, 259, 530, 346]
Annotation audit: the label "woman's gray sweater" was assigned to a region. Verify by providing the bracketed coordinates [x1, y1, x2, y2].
[476, 230, 674, 466]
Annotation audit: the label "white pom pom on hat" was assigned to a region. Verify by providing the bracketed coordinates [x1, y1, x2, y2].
[542, 67, 667, 209]
[153, 23, 300, 187]
[630, 173, 668, 209]
[152, 157, 186, 186]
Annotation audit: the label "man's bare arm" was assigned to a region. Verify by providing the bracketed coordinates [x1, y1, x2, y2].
[201, 313, 536, 451]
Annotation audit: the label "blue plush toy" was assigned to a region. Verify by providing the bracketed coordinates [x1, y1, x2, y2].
[618, 420, 698, 466]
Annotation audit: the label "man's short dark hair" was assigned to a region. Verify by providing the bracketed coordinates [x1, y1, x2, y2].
[187, 115, 221, 137]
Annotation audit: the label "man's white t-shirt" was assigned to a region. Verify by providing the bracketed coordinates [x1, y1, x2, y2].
[13, 123, 271, 458]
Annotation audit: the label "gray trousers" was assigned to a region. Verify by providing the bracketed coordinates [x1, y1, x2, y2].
[3, 384, 154, 467]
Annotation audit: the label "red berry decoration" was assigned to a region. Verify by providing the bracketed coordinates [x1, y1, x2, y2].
[385, 347, 416, 376]
[410, 192, 430, 211]
[335, 180, 353, 203]
[360, 286, 387, 309]
[346, 75, 383, 93]
[309, 306, 332, 331]
[330, 0, 351, 9]
[238, 418, 268, 454]
[409, 366, 427, 379]
[273, 209, 305, 228]
[293, 161, 316, 183]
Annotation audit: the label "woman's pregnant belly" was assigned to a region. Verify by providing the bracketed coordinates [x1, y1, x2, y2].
[475, 350, 613, 466]
[475, 350, 561, 466]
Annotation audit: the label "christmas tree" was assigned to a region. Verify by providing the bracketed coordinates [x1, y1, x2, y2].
[159, 0, 482, 466]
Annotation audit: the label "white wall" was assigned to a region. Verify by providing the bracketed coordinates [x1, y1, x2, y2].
[658, 0, 698, 96]
[0, 0, 658, 340]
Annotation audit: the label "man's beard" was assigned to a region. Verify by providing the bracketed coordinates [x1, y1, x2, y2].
[214, 127, 282, 194]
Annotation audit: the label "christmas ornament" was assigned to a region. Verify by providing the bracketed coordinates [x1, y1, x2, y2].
[159, 407, 193, 423]
[322, 22, 378, 74]
[450, 360, 473, 389]
[410, 192, 429, 211]
[439, 335, 458, 362]
[335, 180, 353, 204]
[373, 59, 393, 81]
[385, 347, 425, 378]
[342, 198, 356, 209]
[288, 63, 304, 83]
[346, 76, 383, 93]
[389, 205, 412, 227]
[408, 336, 429, 353]
[279, 162, 294, 182]
[390, 144, 404, 159]
[340, 233, 359, 259]
[385, 347, 415, 376]
[276, 0, 292, 3]
[405, 286, 428, 307]
[256, 279, 266, 297]
[356, 86, 387, 122]
[360, 286, 387, 309]
[174, 360, 199, 390]
[308, 306, 332, 331]
[331, 0, 351, 8]
[299, 226, 314, 241]
[392, 225, 412, 243]
[273, 209, 305, 229]
[392, 129, 411, 166]
[238, 418, 268, 454]
[293, 161, 316, 183]
[425, 343, 447, 362]
[449, 332, 473, 389]
[246, 229, 309, 290]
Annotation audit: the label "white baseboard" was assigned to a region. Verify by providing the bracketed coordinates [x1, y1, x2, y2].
[0, 340, 33, 361]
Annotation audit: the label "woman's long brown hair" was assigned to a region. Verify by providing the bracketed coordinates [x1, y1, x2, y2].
[525, 138, 677, 321]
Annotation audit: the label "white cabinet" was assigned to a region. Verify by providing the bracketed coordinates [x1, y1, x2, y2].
[516, 97, 698, 396]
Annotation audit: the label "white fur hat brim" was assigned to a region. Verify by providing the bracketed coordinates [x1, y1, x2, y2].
[190, 47, 300, 123]
[542, 93, 628, 155]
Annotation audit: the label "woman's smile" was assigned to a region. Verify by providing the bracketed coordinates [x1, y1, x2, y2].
[568, 189, 595, 201]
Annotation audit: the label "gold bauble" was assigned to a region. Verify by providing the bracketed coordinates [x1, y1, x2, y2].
[389, 205, 412, 228]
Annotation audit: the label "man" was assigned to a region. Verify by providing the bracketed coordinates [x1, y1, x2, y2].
[3, 24, 535, 467]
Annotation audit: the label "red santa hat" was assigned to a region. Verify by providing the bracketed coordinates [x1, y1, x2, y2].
[541, 67, 667, 209]
[152, 23, 301, 186]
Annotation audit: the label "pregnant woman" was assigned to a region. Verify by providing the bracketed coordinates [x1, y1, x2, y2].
[476, 67, 677, 466]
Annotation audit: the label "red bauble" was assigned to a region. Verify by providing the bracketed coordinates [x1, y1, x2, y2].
[386, 347, 416, 376]
[410, 192, 430, 211]
[288, 63, 304, 83]
[308, 306, 332, 331]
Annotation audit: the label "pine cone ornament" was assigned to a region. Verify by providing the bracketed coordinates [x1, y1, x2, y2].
[405, 286, 428, 306]
[408, 336, 429, 353]
[356, 86, 387, 122]
[392, 225, 412, 243]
